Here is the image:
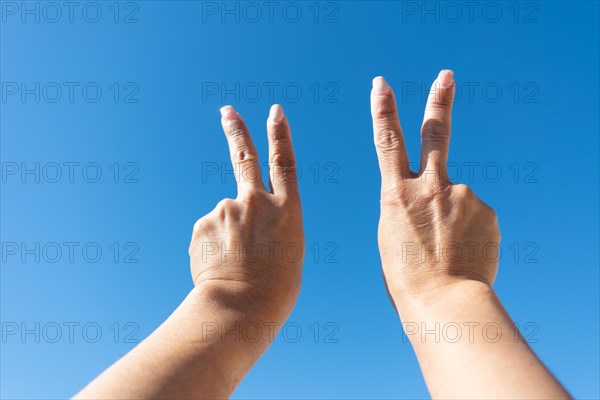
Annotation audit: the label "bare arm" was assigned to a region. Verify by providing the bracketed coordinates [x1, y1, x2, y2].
[370, 70, 570, 399]
[74, 286, 276, 399]
[75, 104, 304, 399]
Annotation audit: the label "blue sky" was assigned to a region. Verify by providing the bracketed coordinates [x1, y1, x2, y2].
[1, 1, 599, 398]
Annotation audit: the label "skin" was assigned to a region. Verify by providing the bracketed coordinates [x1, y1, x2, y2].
[75, 71, 571, 400]
[75, 104, 303, 399]
[371, 70, 570, 399]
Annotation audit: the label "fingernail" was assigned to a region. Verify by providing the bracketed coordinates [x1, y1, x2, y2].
[220, 105, 237, 121]
[372, 76, 391, 95]
[438, 69, 454, 84]
[269, 104, 285, 123]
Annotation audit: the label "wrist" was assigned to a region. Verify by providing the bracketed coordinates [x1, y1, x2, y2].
[391, 278, 495, 322]
[188, 283, 287, 347]
[391, 280, 507, 349]
[193, 277, 297, 324]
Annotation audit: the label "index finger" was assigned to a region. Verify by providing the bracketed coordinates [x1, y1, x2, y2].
[371, 76, 411, 190]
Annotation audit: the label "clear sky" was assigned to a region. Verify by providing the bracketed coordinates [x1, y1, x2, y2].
[1, 1, 599, 398]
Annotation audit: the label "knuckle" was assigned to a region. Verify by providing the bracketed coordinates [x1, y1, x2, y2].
[269, 126, 291, 144]
[448, 184, 472, 217]
[271, 162, 299, 187]
[430, 82, 455, 105]
[192, 218, 204, 234]
[419, 181, 444, 202]
[421, 120, 449, 141]
[430, 95, 453, 109]
[240, 189, 267, 206]
[481, 201, 497, 220]
[214, 198, 237, 219]
[271, 153, 295, 168]
[227, 126, 247, 140]
[375, 128, 403, 151]
[233, 149, 258, 164]
[217, 198, 236, 210]
[453, 184, 474, 200]
[192, 217, 212, 236]
[373, 96, 398, 119]
[234, 157, 261, 185]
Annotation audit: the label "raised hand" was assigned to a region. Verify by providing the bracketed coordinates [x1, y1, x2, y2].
[75, 104, 304, 399]
[371, 70, 499, 307]
[189, 104, 304, 325]
[370, 70, 570, 399]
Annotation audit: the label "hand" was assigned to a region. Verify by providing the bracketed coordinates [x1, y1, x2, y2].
[189, 104, 304, 325]
[75, 105, 304, 400]
[370, 72, 569, 399]
[371, 70, 501, 309]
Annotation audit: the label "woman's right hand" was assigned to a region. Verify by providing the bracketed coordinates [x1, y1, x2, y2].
[370, 70, 501, 309]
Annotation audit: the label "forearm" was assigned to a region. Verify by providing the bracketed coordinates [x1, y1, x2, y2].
[395, 280, 570, 399]
[76, 104, 302, 399]
[74, 284, 272, 399]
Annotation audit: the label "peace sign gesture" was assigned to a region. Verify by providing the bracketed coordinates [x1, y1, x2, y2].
[371, 70, 500, 303]
[189, 104, 304, 325]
